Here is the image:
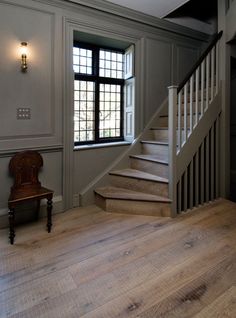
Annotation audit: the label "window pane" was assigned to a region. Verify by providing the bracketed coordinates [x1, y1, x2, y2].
[99, 83, 121, 139]
[74, 45, 124, 144]
[74, 80, 95, 143]
[99, 49, 124, 79]
[73, 47, 80, 55]
[73, 47, 93, 74]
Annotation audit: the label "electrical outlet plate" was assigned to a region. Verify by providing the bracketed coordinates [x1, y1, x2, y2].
[17, 108, 31, 120]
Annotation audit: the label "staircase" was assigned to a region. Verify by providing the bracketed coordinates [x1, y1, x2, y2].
[95, 128, 172, 216]
[94, 31, 223, 217]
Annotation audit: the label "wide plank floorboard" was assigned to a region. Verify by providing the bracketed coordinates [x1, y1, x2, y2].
[0, 199, 236, 317]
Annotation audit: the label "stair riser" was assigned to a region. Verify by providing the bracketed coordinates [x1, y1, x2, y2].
[141, 143, 168, 158]
[179, 103, 204, 114]
[152, 129, 169, 142]
[130, 158, 168, 178]
[109, 175, 169, 197]
[163, 102, 198, 116]
[95, 195, 171, 217]
[158, 115, 195, 127]
[152, 130, 189, 142]
[180, 90, 208, 103]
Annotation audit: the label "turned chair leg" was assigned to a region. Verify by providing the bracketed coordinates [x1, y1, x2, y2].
[8, 208, 15, 244]
[47, 198, 53, 233]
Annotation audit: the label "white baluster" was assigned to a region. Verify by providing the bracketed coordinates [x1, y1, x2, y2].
[201, 60, 205, 117]
[195, 67, 199, 126]
[211, 47, 215, 101]
[184, 83, 188, 143]
[168, 86, 178, 217]
[178, 91, 182, 152]
[190, 75, 194, 134]
[206, 54, 210, 110]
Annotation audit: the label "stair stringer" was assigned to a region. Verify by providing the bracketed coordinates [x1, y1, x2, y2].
[79, 97, 168, 206]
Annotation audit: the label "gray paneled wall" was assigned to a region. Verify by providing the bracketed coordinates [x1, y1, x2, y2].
[0, 0, 208, 223]
[230, 67, 236, 201]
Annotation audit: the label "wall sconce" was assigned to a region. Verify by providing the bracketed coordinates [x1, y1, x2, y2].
[20, 42, 28, 73]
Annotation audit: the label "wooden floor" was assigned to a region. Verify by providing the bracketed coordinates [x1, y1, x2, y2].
[1, 199, 236, 317]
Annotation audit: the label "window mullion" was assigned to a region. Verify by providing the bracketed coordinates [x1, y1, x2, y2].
[94, 47, 100, 143]
[120, 84, 124, 139]
[95, 80, 100, 142]
[73, 42, 126, 145]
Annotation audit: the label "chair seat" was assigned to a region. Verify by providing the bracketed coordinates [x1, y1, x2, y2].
[9, 187, 53, 205]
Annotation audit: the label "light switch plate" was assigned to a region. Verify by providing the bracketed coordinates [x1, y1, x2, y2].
[17, 108, 31, 120]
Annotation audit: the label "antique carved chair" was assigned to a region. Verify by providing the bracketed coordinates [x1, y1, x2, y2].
[8, 150, 53, 244]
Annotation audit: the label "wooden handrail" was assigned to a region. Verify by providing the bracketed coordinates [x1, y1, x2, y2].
[177, 30, 223, 94]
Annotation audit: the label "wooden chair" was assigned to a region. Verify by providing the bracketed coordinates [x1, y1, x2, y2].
[8, 150, 53, 244]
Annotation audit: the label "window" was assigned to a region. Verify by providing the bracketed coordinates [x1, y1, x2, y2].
[73, 42, 125, 145]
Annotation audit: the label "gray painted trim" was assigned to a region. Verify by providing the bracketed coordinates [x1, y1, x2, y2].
[0, 145, 63, 158]
[63, 20, 74, 211]
[63, 19, 142, 209]
[32, 0, 210, 42]
[74, 141, 131, 151]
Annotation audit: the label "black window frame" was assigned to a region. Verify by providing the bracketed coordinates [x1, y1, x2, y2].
[73, 41, 125, 146]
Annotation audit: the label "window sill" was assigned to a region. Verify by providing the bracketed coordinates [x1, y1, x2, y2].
[74, 141, 132, 151]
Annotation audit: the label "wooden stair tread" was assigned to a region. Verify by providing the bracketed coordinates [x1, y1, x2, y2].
[160, 112, 201, 118]
[150, 127, 169, 130]
[109, 168, 169, 183]
[130, 154, 169, 165]
[95, 186, 171, 203]
[140, 140, 168, 146]
[150, 127, 191, 131]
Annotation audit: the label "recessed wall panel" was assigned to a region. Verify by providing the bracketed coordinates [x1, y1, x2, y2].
[0, 3, 54, 141]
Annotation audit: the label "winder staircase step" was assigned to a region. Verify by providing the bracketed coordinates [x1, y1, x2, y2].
[94, 186, 171, 217]
[110, 168, 168, 183]
[129, 154, 169, 178]
[109, 168, 169, 197]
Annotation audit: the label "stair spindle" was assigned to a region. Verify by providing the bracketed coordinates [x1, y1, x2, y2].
[206, 54, 210, 110]
[195, 67, 200, 126]
[201, 60, 205, 117]
[168, 86, 178, 217]
[190, 75, 194, 134]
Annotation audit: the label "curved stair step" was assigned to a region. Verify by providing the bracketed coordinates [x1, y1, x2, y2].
[94, 186, 171, 217]
[130, 155, 169, 178]
[110, 168, 168, 183]
[109, 168, 169, 197]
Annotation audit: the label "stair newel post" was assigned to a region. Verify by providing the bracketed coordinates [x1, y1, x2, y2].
[168, 86, 178, 217]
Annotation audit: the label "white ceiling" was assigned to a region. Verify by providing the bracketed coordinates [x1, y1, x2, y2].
[103, 0, 190, 18]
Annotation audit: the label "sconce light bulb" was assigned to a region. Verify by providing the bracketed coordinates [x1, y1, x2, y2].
[20, 42, 28, 73]
[20, 42, 27, 55]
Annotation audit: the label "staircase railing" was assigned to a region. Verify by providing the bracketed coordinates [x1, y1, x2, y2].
[168, 31, 223, 216]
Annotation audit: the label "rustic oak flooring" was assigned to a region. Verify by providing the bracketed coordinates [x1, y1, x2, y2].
[1, 199, 236, 317]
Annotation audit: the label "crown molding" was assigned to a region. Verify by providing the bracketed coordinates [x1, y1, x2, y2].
[31, 0, 210, 42]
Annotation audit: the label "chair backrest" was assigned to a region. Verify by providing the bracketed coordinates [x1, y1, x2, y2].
[9, 151, 43, 191]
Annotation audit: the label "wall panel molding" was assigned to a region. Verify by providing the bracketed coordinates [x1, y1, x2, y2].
[33, 0, 210, 42]
[0, 145, 63, 158]
[176, 43, 200, 84]
[0, 1, 62, 151]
